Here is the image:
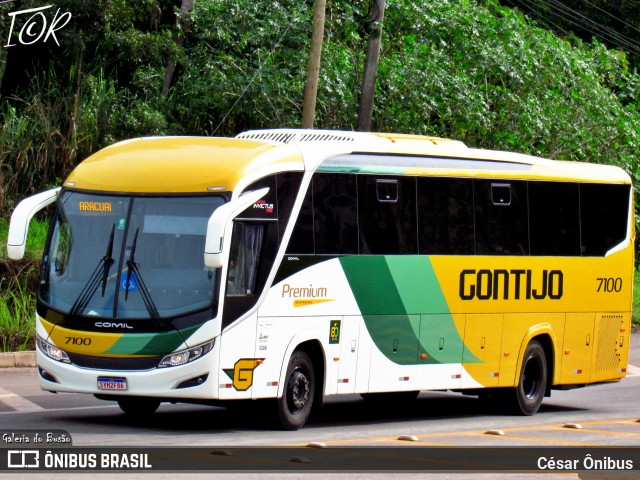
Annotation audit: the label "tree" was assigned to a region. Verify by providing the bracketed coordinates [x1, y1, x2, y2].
[301, 0, 327, 129]
[162, 0, 196, 96]
[357, 0, 386, 131]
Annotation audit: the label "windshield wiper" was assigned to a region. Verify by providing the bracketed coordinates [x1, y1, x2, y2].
[101, 224, 116, 296]
[69, 224, 115, 317]
[124, 228, 162, 326]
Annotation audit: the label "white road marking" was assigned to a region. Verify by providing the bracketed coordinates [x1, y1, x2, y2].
[0, 404, 118, 415]
[625, 364, 640, 377]
[0, 386, 45, 413]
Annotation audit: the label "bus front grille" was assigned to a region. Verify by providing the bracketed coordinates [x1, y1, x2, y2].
[66, 352, 162, 371]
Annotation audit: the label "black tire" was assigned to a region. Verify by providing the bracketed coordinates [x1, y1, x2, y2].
[117, 397, 161, 416]
[277, 350, 315, 430]
[513, 340, 547, 415]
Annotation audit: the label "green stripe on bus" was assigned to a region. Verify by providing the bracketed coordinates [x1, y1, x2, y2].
[385, 256, 449, 313]
[340, 256, 407, 315]
[339, 256, 419, 365]
[317, 165, 407, 175]
[105, 324, 201, 355]
[339, 255, 480, 365]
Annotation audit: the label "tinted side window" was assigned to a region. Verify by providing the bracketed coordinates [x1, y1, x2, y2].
[223, 220, 279, 328]
[418, 177, 474, 254]
[475, 180, 528, 255]
[529, 182, 580, 256]
[286, 182, 313, 254]
[313, 173, 358, 254]
[223, 174, 282, 327]
[276, 172, 303, 243]
[358, 176, 417, 254]
[581, 183, 630, 256]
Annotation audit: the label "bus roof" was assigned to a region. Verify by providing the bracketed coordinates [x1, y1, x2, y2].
[240, 129, 632, 184]
[63, 136, 304, 193]
[64, 130, 631, 193]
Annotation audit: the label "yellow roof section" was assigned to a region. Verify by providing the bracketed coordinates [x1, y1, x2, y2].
[65, 131, 632, 193]
[371, 132, 468, 149]
[64, 136, 303, 193]
[239, 129, 631, 184]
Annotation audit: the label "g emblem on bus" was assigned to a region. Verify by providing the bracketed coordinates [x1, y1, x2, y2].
[223, 358, 264, 391]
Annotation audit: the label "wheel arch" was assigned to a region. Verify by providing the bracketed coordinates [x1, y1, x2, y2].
[532, 334, 554, 396]
[513, 325, 556, 391]
[277, 331, 326, 402]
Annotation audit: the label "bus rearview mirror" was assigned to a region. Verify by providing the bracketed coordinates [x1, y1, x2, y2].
[7, 187, 61, 260]
[204, 187, 269, 268]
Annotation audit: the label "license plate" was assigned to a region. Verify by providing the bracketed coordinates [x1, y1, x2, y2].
[97, 377, 128, 391]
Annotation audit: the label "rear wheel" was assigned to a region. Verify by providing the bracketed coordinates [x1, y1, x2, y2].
[277, 350, 315, 430]
[117, 397, 161, 416]
[512, 340, 547, 415]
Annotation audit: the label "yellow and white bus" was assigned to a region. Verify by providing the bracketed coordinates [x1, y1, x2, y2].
[8, 129, 634, 430]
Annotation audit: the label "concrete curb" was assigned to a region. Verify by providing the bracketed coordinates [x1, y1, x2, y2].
[0, 351, 36, 368]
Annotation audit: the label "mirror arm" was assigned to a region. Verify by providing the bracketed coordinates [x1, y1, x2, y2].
[7, 187, 61, 260]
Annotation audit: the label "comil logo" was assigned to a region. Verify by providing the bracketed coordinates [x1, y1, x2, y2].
[8, 450, 39, 468]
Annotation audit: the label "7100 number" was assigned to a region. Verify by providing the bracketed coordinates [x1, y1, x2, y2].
[65, 336, 91, 345]
[597, 277, 622, 293]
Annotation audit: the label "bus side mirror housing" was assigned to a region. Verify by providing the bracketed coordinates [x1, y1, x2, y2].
[7, 187, 61, 260]
[204, 187, 269, 268]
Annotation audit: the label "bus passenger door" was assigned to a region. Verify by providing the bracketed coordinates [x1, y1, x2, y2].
[462, 314, 503, 388]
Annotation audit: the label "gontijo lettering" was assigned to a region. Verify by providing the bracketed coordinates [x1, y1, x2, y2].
[459, 269, 563, 300]
[79, 201, 112, 212]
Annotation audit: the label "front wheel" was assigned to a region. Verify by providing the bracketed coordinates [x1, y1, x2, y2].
[277, 350, 315, 430]
[513, 340, 547, 415]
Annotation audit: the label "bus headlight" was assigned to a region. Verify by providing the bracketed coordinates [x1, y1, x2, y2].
[158, 339, 215, 368]
[36, 336, 71, 363]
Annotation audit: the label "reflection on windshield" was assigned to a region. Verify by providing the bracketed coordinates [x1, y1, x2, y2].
[40, 191, 225, 320]
[68, 224, 116, 318]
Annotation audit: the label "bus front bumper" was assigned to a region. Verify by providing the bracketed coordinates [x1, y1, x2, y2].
[35, 348, 220, 400]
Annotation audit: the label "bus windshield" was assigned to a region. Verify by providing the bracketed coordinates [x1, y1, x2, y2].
[39, 191, 226, 320]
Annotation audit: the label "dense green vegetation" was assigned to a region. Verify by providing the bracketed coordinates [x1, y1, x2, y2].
[0, 217, 47, 350]
[501, 0, 640, 69]
[1, 0, 639, 349]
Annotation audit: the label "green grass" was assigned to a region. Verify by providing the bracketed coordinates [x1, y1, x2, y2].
[0, 216, 49, 260]
[0, 273, 36, 351]
[0, 216, 48, 351]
